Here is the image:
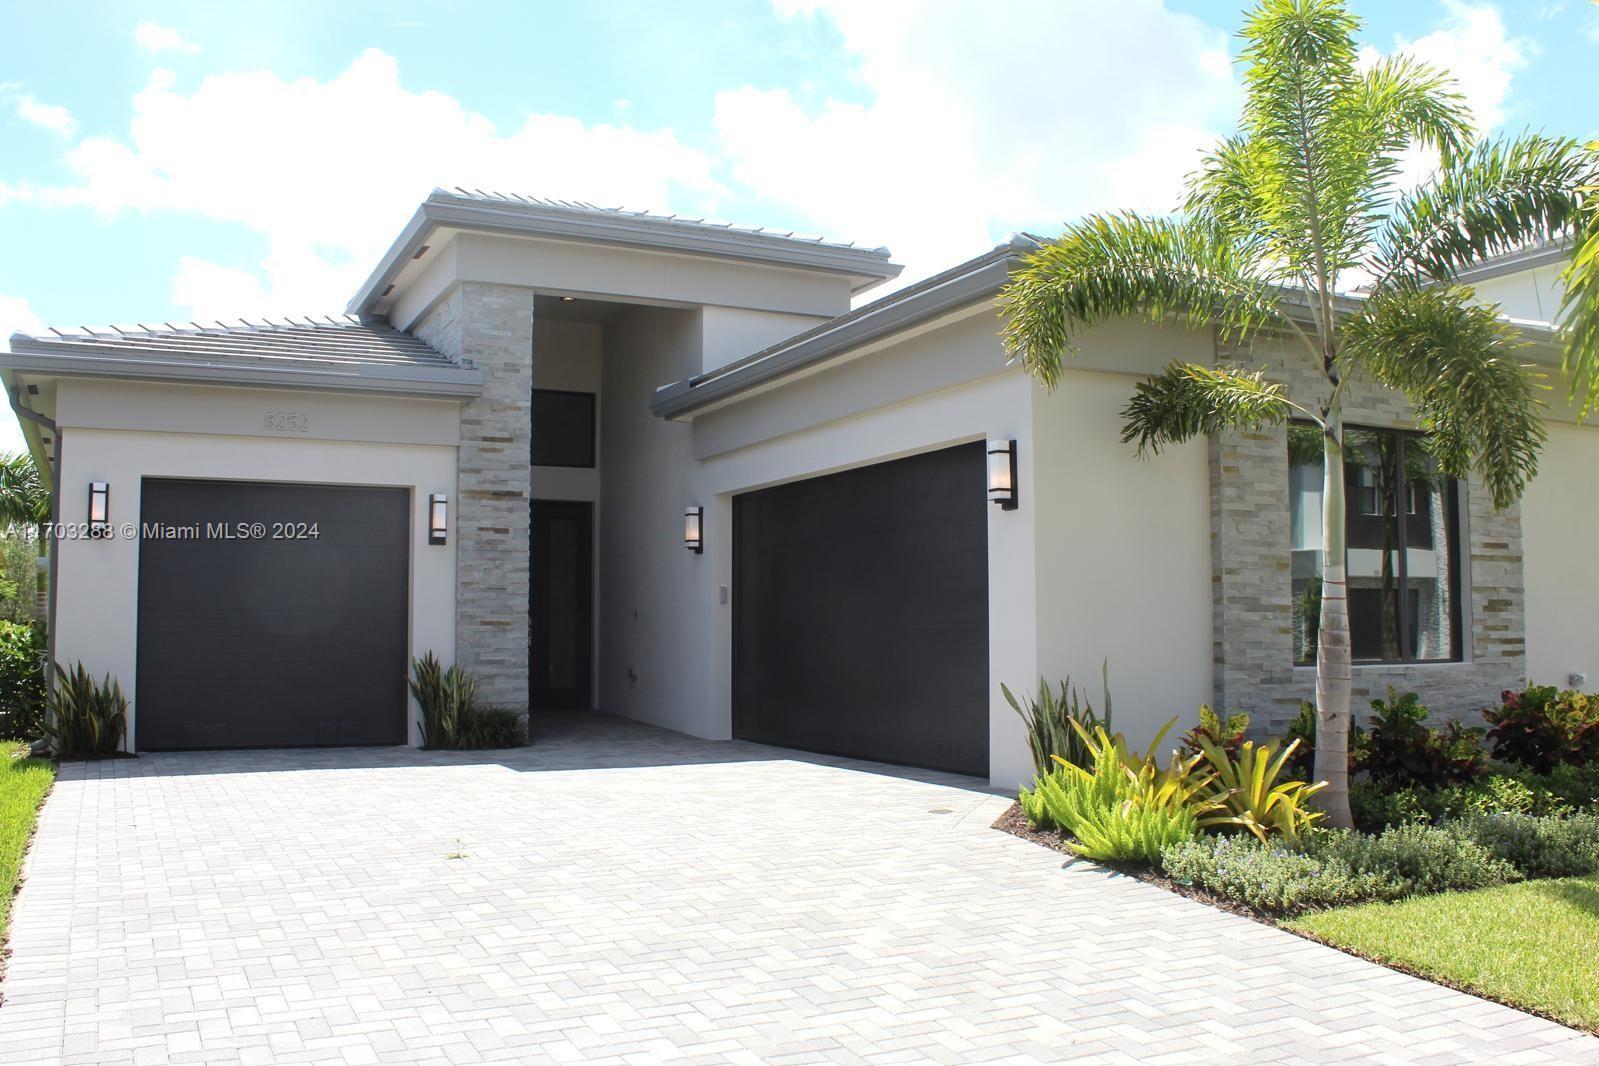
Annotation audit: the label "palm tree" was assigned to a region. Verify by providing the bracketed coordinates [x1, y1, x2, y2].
[1000, 0, 1599, 827]
[0, 451, 50, 542]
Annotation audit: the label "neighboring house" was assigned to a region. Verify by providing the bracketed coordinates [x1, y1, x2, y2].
[2, 190, 1591, 788]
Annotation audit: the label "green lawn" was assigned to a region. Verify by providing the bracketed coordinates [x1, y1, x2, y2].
[1289, 875, 1599, 1033]
[0, 741, 54, 946]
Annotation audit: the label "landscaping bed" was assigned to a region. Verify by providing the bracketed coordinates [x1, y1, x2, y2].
[997, 680, 1599, 1035]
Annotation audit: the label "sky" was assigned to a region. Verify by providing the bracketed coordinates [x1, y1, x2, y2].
[0, 0, 1592, 453]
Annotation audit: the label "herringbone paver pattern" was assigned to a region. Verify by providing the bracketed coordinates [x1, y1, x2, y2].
[3, 713, 1596, 1064]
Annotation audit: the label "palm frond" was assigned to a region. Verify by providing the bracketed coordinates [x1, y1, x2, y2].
[1372, 134, 1593, 285]
[1121, 362, 1299, 457]
[999, 213, 1282, 388]
[1558, 142, 1599, 417]
[1346, 286, 1545, 509]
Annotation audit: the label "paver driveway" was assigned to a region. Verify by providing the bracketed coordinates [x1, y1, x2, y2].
[3, 713, 1596, 1065]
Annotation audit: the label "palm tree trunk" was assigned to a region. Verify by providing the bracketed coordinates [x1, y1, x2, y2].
[1314, 422, 1355, 828]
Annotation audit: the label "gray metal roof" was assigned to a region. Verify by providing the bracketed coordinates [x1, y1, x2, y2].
[350, 188, 904, 315]
[4, 316, 482, 398]
[436, 188, 893, 258]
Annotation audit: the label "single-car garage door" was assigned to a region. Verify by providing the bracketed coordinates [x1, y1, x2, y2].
[734, 443, 990, 776]
[136, 479, 409, 750]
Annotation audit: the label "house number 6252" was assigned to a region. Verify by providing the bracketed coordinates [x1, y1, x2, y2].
[263, 411, 310, 433]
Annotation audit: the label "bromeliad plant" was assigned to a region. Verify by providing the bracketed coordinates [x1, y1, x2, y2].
[1000, 0, 1599, 828]
[1002, 663, 1113, 777]
[1195, 737, 1325, 845]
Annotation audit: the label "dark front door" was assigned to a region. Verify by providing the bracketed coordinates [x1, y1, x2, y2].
[135, 478, 410, 750]
[531, 500, 594, 710]
[733, 443, 990, 776]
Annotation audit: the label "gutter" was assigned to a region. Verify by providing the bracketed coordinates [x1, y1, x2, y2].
[1, 345, 484, 401]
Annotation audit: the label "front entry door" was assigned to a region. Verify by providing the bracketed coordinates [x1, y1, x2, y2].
[531, 500, 594, 710]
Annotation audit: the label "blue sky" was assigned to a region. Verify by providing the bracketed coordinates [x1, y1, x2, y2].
[0, 0, 1591, 382]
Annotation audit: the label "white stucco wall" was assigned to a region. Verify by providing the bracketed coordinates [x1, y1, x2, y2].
[1522, 420, 1599, 688]
[51, 380, 461, 750]
[1471, 264, 1566, 324]
[1030, 369, 1214, 763]
[700, 305, 831, 373]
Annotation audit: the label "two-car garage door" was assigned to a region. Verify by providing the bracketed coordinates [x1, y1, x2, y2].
[733, 443, 991, 777]
[135, 479, 409, 750]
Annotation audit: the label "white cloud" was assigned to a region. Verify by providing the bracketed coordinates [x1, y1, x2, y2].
[11, 92, 76, 137]
[134, 21, 201, 55]
[712, 0, 1237, 284]
[38, 50, 721, 317]
[1381, 1, 1532, 133]
[0, 294, 45, 455]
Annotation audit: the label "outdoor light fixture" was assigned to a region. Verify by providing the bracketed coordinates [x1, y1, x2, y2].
[428, 493, 448, 546]
[684, 505, 704, 554]
[87, 481, 111, 537]
[560, 295, 576, 302]
[987, 439, 1018, 510]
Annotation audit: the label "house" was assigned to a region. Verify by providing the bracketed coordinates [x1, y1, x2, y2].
[3, 189, 1592, 788]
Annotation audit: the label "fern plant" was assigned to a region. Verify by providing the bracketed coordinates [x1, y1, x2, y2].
[46, 662, 127, 757]
[1019, 717, 1220, 862]
[1002, 662, 1112, 776]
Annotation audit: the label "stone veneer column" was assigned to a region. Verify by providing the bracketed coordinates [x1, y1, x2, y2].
[413, 283, 534, 711]
[1209, 334, 1526, 736]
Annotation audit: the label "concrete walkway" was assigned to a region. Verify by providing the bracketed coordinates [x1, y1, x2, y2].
[3, 712, 1595, 1064]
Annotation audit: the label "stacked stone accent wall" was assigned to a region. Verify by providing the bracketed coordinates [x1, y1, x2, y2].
[1210, 332, 1525, 736]
[414, 283, 534, 711]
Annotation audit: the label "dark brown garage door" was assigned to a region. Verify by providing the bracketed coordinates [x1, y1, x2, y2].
[733, 443, 990, 776]
[135, 479, 409, 750]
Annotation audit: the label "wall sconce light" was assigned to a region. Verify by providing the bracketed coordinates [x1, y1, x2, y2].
[428, 493, 448, 545]
[684, 505, 704, 554]
[87, 481, 111, 537]
[987, 439, 1018, 510]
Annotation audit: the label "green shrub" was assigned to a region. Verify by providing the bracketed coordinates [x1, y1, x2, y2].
[1447, 812, 1599, 879]
[1361, 688, 1488, 788]
[0, 622, 45, 739]
[455, 707, 524, 749]
[1530, 762, 1599, 809]
[45, 662, 127, 758]
[1160, 835, 1388, 915]
[1312, 823, 1516, 898]
[1160, 822, 1518, 917]
[408, 653, 523, 750]
[1485, 685, 1599, 773]
[1350, 773, 1565, 829]
[409, 652, 478, 748]
[1002, 664, 1111, 776]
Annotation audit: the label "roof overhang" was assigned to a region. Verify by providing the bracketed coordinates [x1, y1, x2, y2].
[350, 191, 903, 318]
[649, 238, 1568, 422]
[2, 337, 484, 401]
[650, 237, 1037, 421]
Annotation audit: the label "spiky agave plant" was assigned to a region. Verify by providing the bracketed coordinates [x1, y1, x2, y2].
[46, 662, 128, 757]
[1002, 0, 1599, 827]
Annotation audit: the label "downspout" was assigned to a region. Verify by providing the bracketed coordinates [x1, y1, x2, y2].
[8, 387, 59, 689]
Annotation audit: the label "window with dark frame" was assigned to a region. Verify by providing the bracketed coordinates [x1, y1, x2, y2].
[1287, 423, 1463, 666]
[531, 389, 596, 469]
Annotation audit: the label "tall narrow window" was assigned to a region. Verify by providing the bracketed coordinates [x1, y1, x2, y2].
[1288, 424, 1462, 665]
